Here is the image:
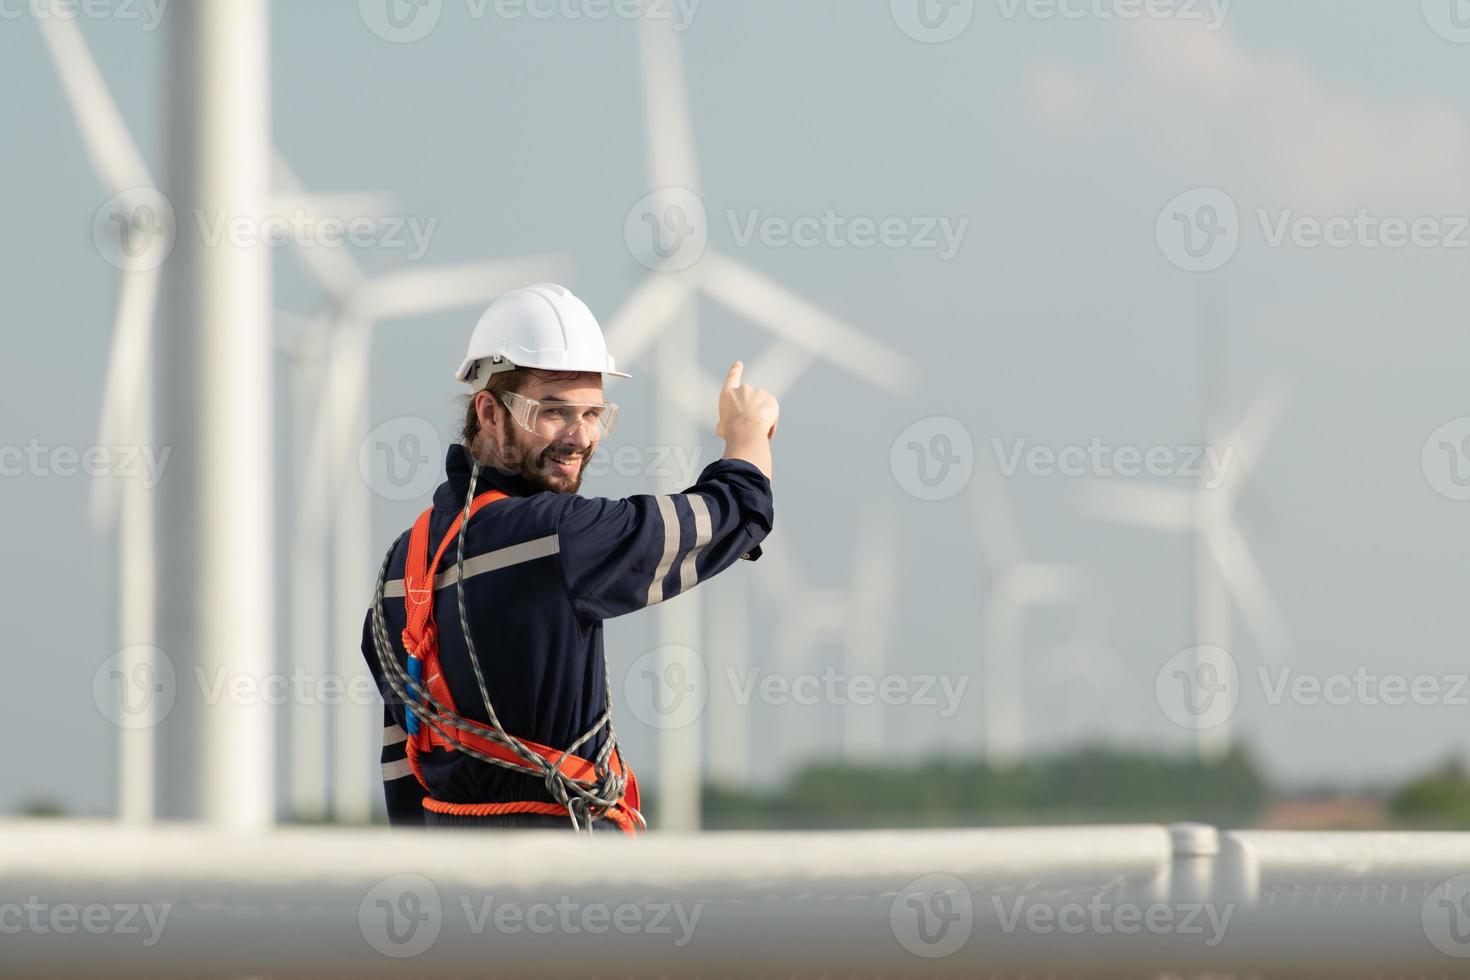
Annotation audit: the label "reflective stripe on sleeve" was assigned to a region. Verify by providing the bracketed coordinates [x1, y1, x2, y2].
[646, 495, 682, 607]
[678, 494, 714, 594]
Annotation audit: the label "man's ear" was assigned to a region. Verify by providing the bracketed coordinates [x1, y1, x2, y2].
[475, 390, 500, 432]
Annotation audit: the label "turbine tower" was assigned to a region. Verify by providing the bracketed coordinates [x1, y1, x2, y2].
[151, 0, 275, 828]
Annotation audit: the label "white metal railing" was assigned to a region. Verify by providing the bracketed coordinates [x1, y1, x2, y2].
[4, 819, 1470, 978]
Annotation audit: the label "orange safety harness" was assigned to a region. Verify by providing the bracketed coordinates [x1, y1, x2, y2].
[397, 489, 643, 834]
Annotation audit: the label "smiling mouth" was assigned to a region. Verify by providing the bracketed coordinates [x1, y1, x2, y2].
[544, 452, 583, 477]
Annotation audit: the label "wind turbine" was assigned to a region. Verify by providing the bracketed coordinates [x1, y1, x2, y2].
[1084, 380, 1289, 761]
[970, 449, 1086, 770]
[274, 153, 569, 823]
[605, 11, 919, 830]
[36, 12, 160, 824]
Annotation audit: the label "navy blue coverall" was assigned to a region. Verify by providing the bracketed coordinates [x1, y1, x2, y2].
[361, 443, 774, 828]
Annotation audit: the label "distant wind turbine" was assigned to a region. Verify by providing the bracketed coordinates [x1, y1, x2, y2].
[1084, 380, 1290, 761]
[970, 451, 1085, 770]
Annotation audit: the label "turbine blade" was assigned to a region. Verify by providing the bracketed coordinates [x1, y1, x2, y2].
[748, 340, 815, 401]
[272, 150, 366, 303]
[697, 251, 918, 394]
[603, 275, 697, 369]
[359, 255, 571, 320]
[37, 14, 159, 532]
[1207, 523, 1291, 662]
[1217, 380, 1289, 497]
[35, 14, 151, 195]
[636, 11, 700, 192]
[1083, 482, 1195, 530]
[88, 267, 158, 531]
[1005, 563, 1083, 605]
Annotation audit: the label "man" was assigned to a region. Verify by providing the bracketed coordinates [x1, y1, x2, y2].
[361, 283, 777, 832]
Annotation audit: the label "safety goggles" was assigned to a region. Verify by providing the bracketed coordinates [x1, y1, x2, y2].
[498, 391, 619, 439]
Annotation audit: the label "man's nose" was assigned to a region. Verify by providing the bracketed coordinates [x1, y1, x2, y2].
[563, 423, 595, 452]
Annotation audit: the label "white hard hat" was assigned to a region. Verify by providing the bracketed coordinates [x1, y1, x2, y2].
[454, 283, 631, 388]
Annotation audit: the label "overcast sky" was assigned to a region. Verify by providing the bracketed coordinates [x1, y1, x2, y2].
[7, 0, 1470, 818]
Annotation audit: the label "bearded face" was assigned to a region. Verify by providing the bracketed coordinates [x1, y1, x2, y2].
[475, 371, 605, 495]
